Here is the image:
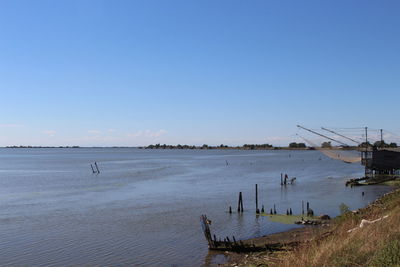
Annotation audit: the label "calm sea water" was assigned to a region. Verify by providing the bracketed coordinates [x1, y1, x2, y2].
[0, 148, 392, 266]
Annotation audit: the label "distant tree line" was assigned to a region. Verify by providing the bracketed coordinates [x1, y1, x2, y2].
[143, 141, 399, 150]
[243, 144, 273, 150]
[321, 141, 332, 148]
[143, 143, 274, 150]
[288, 142, 307, 148]
[145, 144, 197, 149]
[373, 140, 397, 148]
[358, 141, 397, 148]
[5, 146, 80, 148]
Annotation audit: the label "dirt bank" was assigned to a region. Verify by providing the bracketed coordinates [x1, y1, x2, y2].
[215, 188, 400, 267]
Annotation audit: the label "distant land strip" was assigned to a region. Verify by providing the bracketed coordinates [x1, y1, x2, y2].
[5, 146, 81, 148]
[141, 143, 313, 150]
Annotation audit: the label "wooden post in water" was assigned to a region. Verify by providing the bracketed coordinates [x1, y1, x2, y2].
[240, 192, 243, 212]
[307, 202, 310, 213]
[229, 206, 232, 214]
[90, 164, 95, 173]
[255, 184, 260, 214]
[240, 194, 243, 212]
[200, 215, 214, 249]
[237, 192, 243, 213]
[94, 162, 100, 174]
[237, 192, 241, 212]
[280, 173, 283, 186]
[302, 200, 304, 215]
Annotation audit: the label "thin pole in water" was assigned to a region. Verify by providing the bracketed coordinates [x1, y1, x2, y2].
[94, 162, 100, 174]
[237, 192, 241, 213]
[238, 192, 243, 213]
[90, 164, 95, 173]
[255, 184, 259, 214]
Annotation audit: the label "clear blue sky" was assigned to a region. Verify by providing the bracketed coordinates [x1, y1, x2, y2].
[1, 0, 399, 146]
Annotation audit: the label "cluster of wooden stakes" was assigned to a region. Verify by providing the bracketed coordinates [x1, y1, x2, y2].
[201, 178, 317, 252]
[227, 183, 314, 216]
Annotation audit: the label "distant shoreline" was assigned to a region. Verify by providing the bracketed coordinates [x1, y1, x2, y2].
[2, 145, 359, 150]
[4, 146, 82, 149]
[2, 146, 309, 150]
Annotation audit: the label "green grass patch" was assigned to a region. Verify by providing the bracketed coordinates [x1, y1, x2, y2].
[328, 240, 370, 267]
[383, 179, 400, 186]
[370, 239, 400, 266]
[260, 213, 315, 224]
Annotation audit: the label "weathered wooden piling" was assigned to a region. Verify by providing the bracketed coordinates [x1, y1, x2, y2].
[302, 200, 304, 215]
[240, 193, 244, 212]
[94, 162, 100, 173]
[273, 204, 277, 214]
[306, 202, 314, 216]
[237, 194, 240, 213]
[200, 214, 270, 252]
[200, 215, 213, 248]
[255, 184, 260, 214]
[90, 164, 95, 173]
[237, 192, 243, 213]
[308, 209, 314, 217]
[280, 173, 283, 185]
[289, 208, 292, 215]
[229, 206, 232, 214]
[261, 205, 264, 213]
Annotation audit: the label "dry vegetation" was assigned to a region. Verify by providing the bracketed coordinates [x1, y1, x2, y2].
[229, 189, 400, 267]
[277, 189, 400, 267]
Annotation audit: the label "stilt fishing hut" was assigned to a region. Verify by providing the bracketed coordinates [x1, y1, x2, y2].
[362, 148, 400, 179]
[297, 125, 400, 184]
